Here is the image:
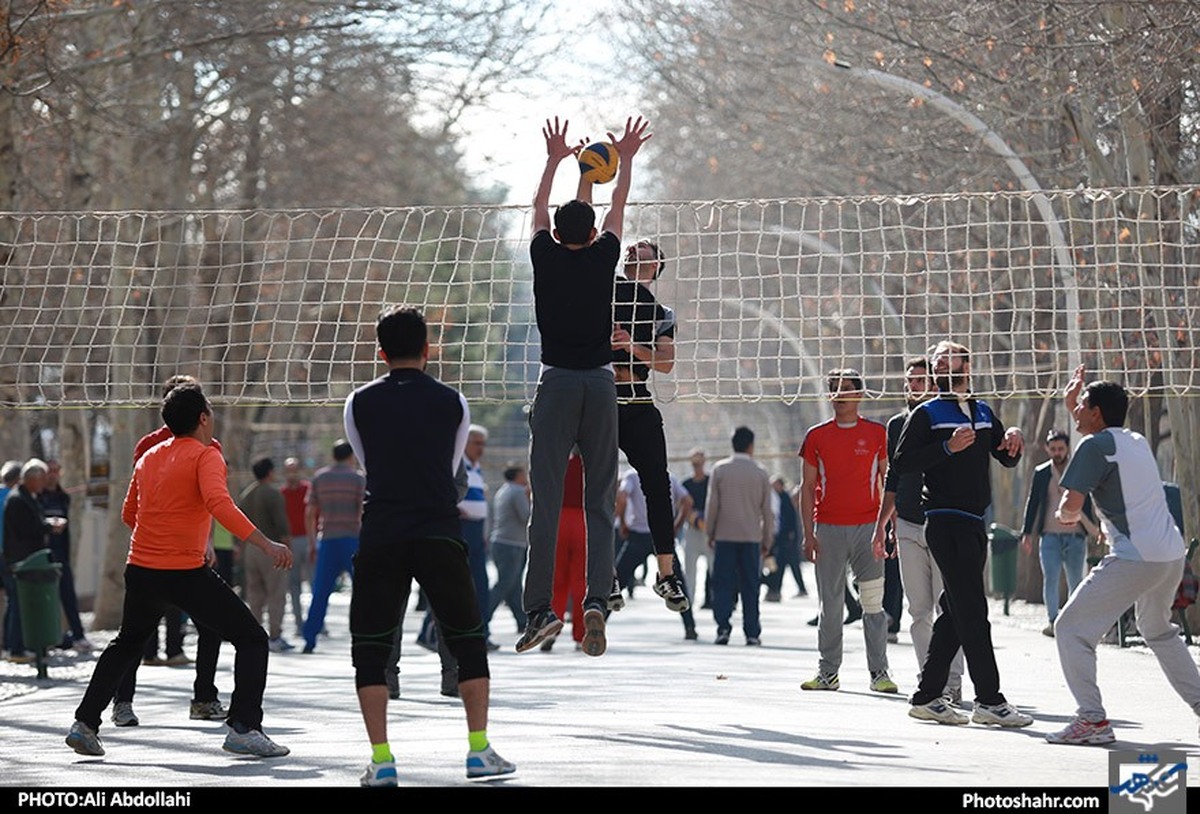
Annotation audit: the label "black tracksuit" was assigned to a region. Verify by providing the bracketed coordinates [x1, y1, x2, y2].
[894, 394, 1021, 706]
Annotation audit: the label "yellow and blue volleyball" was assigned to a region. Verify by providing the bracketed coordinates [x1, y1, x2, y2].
[578, 142, 619, 184]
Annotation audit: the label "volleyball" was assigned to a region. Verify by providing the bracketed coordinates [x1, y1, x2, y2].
[578, 142, 619, 184]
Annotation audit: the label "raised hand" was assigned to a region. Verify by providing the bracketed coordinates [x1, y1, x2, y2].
[607, 115, 653, 160]
[542, 117, 573, 162]
[1064, 363, 1086, 413]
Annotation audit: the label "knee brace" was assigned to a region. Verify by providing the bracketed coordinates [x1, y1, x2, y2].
[859, 577, 886, 614]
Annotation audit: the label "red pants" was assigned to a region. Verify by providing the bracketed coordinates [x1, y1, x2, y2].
[552, 507, 588, 643]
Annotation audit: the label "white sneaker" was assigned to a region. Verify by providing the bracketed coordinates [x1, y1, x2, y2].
[361, 759, 398, 786]
[972, 701, 1034, 728]
[909, 698, 969, 725]
[1045, 716, 1115, 745]
[466, 744, 516, 779]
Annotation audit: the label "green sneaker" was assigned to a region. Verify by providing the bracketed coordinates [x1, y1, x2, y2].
[870, 670, 899, 694]
[800, 672, 840, 691]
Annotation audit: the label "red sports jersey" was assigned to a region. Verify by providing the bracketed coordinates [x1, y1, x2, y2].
[798, 418, 887, 525]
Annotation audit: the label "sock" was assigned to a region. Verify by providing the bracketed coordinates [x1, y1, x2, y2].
[371, 742, 393, 764]
[468, 730, 488, 752]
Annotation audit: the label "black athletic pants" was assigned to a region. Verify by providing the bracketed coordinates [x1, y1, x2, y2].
[911, 514, 1006, 706]
[76, 564, 269, 731]
[350, 532, 488, 689]
[617, 401, 676, 559]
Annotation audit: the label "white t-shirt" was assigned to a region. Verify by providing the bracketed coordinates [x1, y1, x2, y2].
[1060, 427, 1183, 562]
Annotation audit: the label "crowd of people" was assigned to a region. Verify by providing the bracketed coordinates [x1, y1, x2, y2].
[0, 113, 1193, 785]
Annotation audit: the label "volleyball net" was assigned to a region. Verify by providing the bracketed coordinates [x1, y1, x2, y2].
[1, 186, 1195, 408]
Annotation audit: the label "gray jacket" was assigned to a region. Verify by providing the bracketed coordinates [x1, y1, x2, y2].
[705, 453, 773, 547]
[490, 481, 530, 548]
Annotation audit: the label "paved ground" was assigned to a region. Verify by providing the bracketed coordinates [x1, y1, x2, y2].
[1, 571, 1199, 795]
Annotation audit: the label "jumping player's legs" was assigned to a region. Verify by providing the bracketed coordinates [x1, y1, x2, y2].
[575, 370, 618, 605]
[525, 368, 582, 613]
[617, 402, 676, 558]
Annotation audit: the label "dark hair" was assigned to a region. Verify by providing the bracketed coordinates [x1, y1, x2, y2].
[553, 199, 596, 245]
[930, 340, 970, 364]
[1045, 429, 1069, 444]
[827, 368, 865, 394]
[333, 439, 354, 461]
[1083, 381, 1128, 428]
[905, 357, 928, 373]
[162, 383, 210, 436]
[503, 465, 524, 482]
[377, 306, 426, 362]
[162, 374, 198, 398]
[731, 426, 754, 453]
[627, 240, 666, 278]
[252, 457, 274, 480]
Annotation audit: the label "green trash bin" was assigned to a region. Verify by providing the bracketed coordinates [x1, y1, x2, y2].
[989, 523, 1019, 616]
[14, 548, 63, 676]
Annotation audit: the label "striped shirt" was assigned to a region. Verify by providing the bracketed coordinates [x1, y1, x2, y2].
[459, 458, 488, 521]
[307, 463, 365, 539]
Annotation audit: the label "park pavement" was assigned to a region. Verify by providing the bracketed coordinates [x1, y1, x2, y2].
[1, 571, 1198, 798]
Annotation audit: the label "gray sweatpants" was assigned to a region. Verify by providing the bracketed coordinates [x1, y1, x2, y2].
[895, 517, 964, 693]
[523, 366, 618, 613]
[1056, 554, 1200, 723]
[814, 522, 889, 676]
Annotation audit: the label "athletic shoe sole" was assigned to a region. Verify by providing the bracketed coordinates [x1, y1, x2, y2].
[582, 608, 607, 657]
[1045, 731, 1115, 746]
[515, 617, 563, 654]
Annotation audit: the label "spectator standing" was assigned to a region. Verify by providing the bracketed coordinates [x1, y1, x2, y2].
[485, 465, 530, 635]
[302, 440, 366, 654]
[280, 457, 311, 637]
[39, 460, 94, 651]
[238, 458, 294, 652]
[705, 427, 774, 646]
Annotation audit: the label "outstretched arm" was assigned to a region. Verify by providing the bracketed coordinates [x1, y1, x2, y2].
[532, 117, 574, 237]
[1064, 363, 1086, 415]
[575, 138, 594, 205]
[600, 116, 652, 242]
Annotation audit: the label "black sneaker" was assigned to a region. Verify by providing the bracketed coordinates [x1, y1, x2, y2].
[653, 572, 690, 613]
[607, 575, 626, 612]
[515, 608, 563, 654]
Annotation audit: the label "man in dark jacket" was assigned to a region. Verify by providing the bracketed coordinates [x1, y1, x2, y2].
[3, 459, 56, 662]
[893, 341, 1030, 728]
[1019, 430, 1098, 637]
